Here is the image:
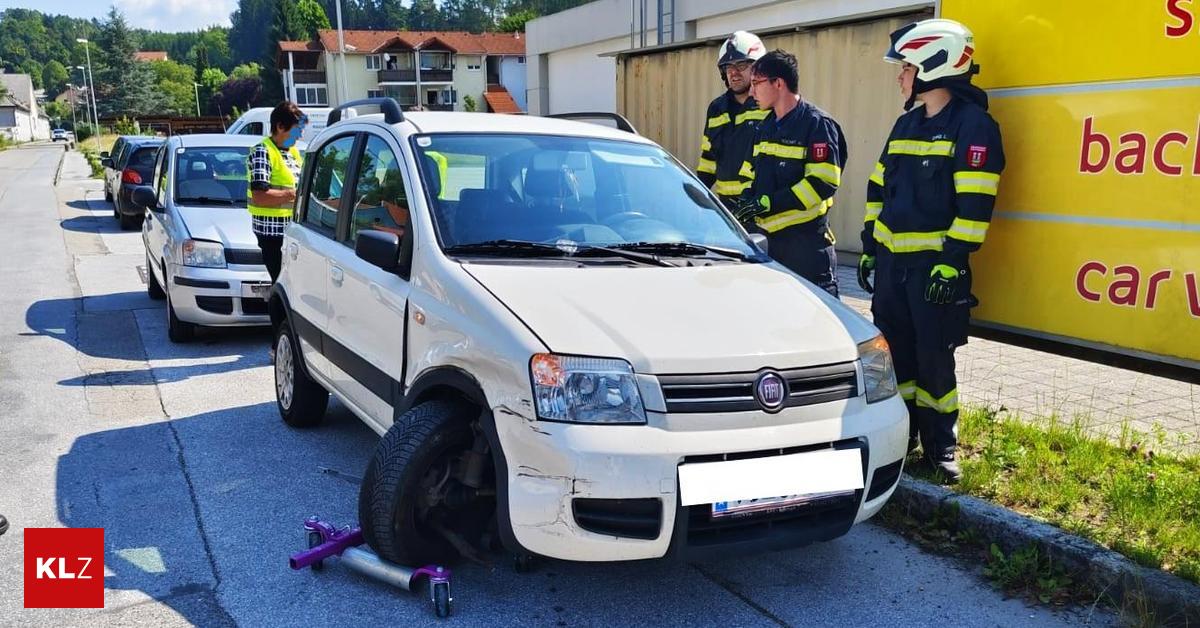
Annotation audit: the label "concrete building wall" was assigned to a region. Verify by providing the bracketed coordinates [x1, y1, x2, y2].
[454, 55, 487, 111]
[499, 57, 527, 111]
[545, 36, 632, 114]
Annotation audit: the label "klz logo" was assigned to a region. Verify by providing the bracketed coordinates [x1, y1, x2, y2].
[24, 528, 104, 608]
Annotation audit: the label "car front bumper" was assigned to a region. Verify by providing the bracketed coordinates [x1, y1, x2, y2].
[496, 392, 909, 562]
[168, 263, 272, 327]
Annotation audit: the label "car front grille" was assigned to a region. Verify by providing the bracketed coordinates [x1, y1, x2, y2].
[658, 362, 858, 413]
[225, 249, 263, 265]
[195, 296, 233, 315]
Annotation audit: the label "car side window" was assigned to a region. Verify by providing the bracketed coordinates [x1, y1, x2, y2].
[154, 147, 168, 205]
[302, 135, 356, 238]
[344, 135, 409, 246]
[240, 122, 263, 136]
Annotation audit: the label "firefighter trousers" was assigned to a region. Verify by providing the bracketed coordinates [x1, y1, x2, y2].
[767, 225, 839, 297]
[870, 260, 972, 459]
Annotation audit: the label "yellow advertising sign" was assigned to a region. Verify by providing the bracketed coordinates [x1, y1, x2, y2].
[942, 0, 1200, 366]
[941, 0, 1200, 88]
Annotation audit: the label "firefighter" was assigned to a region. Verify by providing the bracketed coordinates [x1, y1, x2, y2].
[858, 19, 1005, 482]
[733, 50, 847, 297]
[696, 31, 769, 207]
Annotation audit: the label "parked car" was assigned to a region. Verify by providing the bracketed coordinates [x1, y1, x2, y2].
[226, 106, 330, 149]
[268, 100, 909, 568]
[51, 129, 68, 142]
[132, 134, 269, 343]
[101, 136, 162, 229]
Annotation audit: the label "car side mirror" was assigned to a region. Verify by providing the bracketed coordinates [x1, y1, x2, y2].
[749, 233, 769, 255]
[100, 157, 113, 169]
[99, 151, 109, 159]
[355, 229, 405, 274]
[131, 185, 158, 210]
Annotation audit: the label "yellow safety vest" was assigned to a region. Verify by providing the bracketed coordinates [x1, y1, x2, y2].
[426, 150, 448, 200]
[247, 137, 302, 218]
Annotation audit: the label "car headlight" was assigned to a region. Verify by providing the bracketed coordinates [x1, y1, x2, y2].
[858, 335, 898, 403]
[531, 354, 646, 424]
[181, 239, 225, 268]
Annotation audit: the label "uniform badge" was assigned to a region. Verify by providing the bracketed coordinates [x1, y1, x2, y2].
[967, 145, 988, 168]
[811, 142, 828, 162]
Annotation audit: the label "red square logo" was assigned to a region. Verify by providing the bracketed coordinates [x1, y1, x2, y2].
[24, 528, 104, 608]
[811, 142, 828, 162]
[967, 144, 988, 168]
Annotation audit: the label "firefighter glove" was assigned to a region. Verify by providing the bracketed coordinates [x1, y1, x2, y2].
[731, 196, 770, 223]
[857, 255, 875, 294]
[925, 264, 964, 305]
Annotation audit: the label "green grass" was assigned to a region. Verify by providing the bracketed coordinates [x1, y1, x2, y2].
[79, 146, 104, 179]
[924, 407, 1200, 585]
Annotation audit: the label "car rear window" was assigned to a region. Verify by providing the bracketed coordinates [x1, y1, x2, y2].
[129, 147, 159, 168]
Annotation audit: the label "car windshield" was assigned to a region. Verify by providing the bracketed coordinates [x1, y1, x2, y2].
[412, 134, 759, 259]
[173, 147, 249, 206]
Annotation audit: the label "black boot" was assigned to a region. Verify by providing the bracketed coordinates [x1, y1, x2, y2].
[928, 453, 961, 484]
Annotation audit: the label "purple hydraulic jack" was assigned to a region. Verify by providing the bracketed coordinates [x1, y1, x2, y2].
[289, 517, 453, 618]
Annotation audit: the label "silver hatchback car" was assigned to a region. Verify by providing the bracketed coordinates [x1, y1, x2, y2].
[134, 134, 272, 342]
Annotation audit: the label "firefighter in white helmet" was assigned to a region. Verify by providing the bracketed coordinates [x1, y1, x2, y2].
[858, 18, 1006, 482]
[695, 31, 769, 207]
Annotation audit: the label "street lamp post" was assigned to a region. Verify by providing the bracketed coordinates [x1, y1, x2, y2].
[66, 83, 79, 137]
[75, 38, 101, 151]
[193, 82, 202, 117]
[74, 67, 95, 132]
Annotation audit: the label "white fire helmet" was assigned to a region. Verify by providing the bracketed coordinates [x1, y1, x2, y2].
[885, 19, 976, 82]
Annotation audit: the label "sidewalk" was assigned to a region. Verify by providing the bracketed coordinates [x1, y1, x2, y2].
[836, 266, 1199, 453]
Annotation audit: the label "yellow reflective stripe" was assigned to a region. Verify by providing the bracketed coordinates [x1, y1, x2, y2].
[887, 139, 955, 157]
[947, 217, 990, 244]
[872, 220, 945, 253]
[791, 178, 824, 210]
[714, 180, 751, 196]
[953, 170, 1000, 195]
[755, 201, 831, 232]
[805, 162, 841, 187]
[700, 135, 712, 152]
[869, 161, 885, 187]
[897, 380, 917, 401]
[248, 206, 294, 218]
[739, 160, 755, 180]
[707, 113, 731, 129]
[753, 141, 807, 160]
[734, 108, 770, 125]
[697, 158, 717, 174]
[916, 387, 959, 414]
[865, 201, 883, 222]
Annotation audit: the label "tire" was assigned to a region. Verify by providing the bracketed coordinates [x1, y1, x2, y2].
[118, 210, 141, 231]
[146, 254, 165, 300]
[358, 400, 478, 566]
[105, 186, 113, 203]
[165, 285, 195, 343]
[433, 581, 451, 618]
[274, 318, 328, 428]
[307, 530, 325, 571]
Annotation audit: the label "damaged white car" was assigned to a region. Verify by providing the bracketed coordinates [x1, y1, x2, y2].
[269, 99, 909, 567]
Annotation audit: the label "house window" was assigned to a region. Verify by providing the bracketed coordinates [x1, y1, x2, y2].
[467, 62, 481, 71]
[296, 86, 328, 106]
[441, 88, 457, 104]
[518, 56, 526, 64]
[367, 89, 383, 99]
[366, 55, 381, 70]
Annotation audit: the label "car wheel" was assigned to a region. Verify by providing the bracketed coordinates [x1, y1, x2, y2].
[359, 399, 490, 566]
[274, 318, 328, 428]
[119, 210, 141, 231]
[165, 284, 195, 343]
[146, 254, 165, 300]
[105, 186, 113, 203]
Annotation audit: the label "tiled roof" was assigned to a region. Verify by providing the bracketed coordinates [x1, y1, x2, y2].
[134, 51, 168, 62]
[279, 40, 323, 52]
[314, 29, 524, 55]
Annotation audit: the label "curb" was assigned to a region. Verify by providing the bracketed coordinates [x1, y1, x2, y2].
[53, 145, 67, 186]
[890, 475, 1200, 626]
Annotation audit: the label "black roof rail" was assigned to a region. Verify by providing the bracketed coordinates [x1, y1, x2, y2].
[545, 112, 639, 135]
[329, 97, 405, 125]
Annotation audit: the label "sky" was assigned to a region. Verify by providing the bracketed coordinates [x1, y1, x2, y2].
[0, 0, 237, 31]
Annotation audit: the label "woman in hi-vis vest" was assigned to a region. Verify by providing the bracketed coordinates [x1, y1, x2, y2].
[247, 101, 307, 282]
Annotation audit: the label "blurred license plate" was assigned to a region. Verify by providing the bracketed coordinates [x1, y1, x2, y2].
[711, 491, 853, 518]
[243, 283, 271, 298]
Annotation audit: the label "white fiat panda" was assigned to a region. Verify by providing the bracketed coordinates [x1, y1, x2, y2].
[269, 99, 908, 567]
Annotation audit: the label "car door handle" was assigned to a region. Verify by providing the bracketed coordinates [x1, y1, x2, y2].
[330, 266, 344, 286]
[287, 242, 299, 259]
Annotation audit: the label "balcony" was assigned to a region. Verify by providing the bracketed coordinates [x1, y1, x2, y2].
[425, 104, 454, 111]
[420, 69, 453, 82]
[292, 70, 326, 84]
[378, 69, 416, 83]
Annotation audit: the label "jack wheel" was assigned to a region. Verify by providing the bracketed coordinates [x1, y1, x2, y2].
[513, 553, 535, 573]
[307, 531, 324, 571]
[433, 582, 451, 618]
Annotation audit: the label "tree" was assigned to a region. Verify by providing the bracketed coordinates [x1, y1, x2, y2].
[294, 0, 331, 39]
[408, 0, 444, 30]
[199, 68, 229, 114]
[497, 9, 538, 32]
[211, 77, 263, 114]
[42, 60, 70, 96]
[230, 62, 263, 81]
[229, 0, 274, 73]
[442, 0, 493, 33]
[94, 7, 168, 117]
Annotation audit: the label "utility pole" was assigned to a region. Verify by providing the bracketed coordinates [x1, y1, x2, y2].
[193, 82, 202, 117]
[76, 38, 101, 151]
[335, 0, 348, 105]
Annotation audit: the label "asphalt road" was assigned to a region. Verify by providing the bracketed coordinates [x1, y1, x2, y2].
[0, 145, 1116, 627]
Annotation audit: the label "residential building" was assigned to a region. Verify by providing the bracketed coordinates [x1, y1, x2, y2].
[278, 29, 527, 113]
[134, 51, 169, 62]
[0, 72, 50, 141]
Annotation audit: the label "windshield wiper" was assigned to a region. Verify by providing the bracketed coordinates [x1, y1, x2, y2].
[444, 239, 674, 266]
[176, 196, 239, 206]
[612, 241, 756, 261]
